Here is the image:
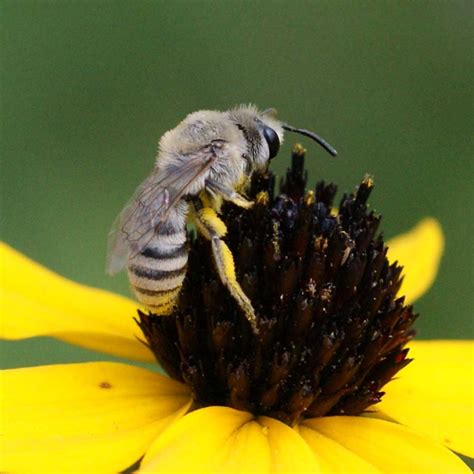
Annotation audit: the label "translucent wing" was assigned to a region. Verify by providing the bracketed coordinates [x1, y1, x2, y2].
[106, 145, 219, 274]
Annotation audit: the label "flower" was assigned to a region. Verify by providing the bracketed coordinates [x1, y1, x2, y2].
[1, 148, 472, 473]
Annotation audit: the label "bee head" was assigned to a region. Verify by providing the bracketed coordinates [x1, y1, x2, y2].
[228, 105, 337, 175]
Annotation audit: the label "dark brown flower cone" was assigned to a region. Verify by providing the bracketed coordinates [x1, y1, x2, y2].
[138, 145, 416, 425]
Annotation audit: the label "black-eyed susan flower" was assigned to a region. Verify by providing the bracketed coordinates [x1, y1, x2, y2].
[1, 147, 472, 473]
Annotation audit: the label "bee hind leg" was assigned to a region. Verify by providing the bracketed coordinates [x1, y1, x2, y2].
[193, 206, 258, 333]
[205, 179, 254, 209]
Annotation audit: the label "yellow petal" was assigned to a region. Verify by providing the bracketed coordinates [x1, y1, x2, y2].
[377, 339, 474, 458]
[303, 416, 470, 473]
[1, 362, 192, 473]
[297, 424, 381, 473]
[140, 406, 321, 473]
[0, 242, 153, 361]
[386, 218, 444, 303]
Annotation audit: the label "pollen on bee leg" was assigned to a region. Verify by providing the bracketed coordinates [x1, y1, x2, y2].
[212, 236, 259, 334]
[231, 193, 254, 209]
[195, 208, 228, 239]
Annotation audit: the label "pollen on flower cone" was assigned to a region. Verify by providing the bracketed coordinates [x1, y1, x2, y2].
[138, 146, 417, 425]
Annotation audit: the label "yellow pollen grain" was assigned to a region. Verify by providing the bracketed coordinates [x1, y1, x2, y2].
[305, 190, 315, 206]
[314, 236, 328, 252]
[256, 191, 270, 206]
[320, 287, 333, 301]
[292, 143, 307, 156]
[272, 221, 281, 258]
[363, 174, 374, 188]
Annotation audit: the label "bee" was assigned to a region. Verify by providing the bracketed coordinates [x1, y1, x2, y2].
[106, 105, 337, 332]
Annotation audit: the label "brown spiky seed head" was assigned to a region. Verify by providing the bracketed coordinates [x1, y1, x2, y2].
[138, 146, 416, 425]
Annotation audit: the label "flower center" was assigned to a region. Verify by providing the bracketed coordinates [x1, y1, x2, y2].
[138, 145, 415, 425]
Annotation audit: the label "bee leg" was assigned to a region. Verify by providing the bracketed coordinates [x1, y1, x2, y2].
[194, 206, 258, 333]
[211, 237, 259, 333]
[205, 179, 254, 209]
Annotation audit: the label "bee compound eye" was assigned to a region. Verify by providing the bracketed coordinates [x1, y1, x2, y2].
[263, 127, 280, 160]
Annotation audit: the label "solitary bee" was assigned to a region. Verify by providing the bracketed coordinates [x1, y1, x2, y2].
[106, 105, 336, 332]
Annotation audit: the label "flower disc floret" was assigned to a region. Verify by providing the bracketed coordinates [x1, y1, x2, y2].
[139, 146, 417, 425]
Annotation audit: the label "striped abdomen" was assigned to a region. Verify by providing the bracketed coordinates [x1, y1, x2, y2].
[128, 207, 188, 315]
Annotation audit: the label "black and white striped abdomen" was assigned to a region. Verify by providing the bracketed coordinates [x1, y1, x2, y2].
[127, 206, 188, 315]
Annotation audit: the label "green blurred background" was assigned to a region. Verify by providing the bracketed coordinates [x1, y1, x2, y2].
[1, 0, 473, 369]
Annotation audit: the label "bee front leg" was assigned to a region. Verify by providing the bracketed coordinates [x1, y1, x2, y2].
[205, 179, 254, 209]
[192, 204, 258, 333]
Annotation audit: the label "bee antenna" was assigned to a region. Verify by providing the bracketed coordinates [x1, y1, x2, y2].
[282, 124, 338, 157]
